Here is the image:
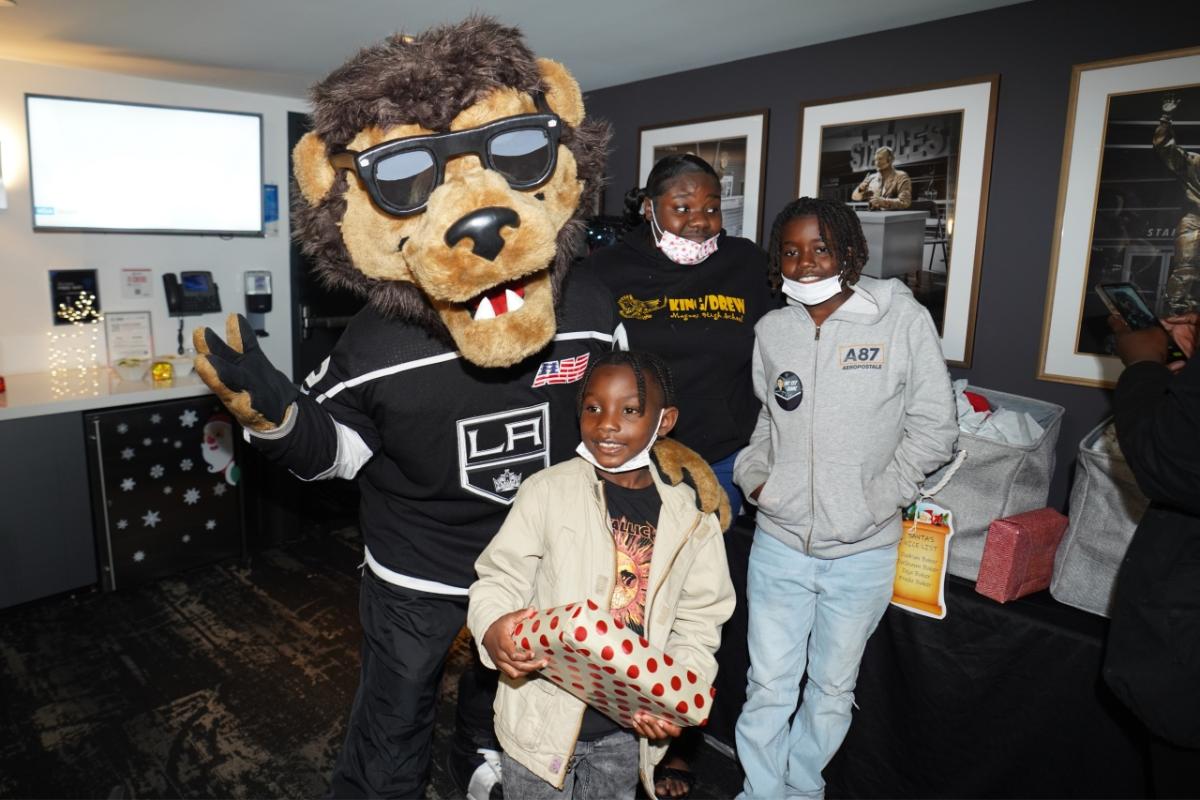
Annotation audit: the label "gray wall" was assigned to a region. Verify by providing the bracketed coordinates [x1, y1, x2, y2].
[584, 0, 1198, 508]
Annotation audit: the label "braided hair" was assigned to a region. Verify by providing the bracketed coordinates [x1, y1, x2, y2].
[576, 350, 677, 416]
[622, 153, 721, 227]
[766, 197, 868, 290]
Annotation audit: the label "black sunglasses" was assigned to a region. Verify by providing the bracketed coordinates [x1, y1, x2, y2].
[329, 92, 562, 217]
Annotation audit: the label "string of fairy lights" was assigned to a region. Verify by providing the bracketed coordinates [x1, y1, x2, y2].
[47, 291, 103, 398]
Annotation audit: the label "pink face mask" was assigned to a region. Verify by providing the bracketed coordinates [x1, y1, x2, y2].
[648, 203, 719, 265]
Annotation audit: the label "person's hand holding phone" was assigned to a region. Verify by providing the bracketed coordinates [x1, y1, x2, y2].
[1162, 312, 1199, 362]
[1099, 282, 1189, 369]
[1108, 315, 1169, 366]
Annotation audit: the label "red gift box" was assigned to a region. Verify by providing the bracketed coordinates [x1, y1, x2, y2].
[513, 599, 715, 729]
[974, 508, 1069, 603]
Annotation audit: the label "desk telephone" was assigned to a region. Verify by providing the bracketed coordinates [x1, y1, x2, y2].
[163, 271, 222, 316]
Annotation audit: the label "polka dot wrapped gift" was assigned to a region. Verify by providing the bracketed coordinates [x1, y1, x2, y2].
[512, 599, 716, 728]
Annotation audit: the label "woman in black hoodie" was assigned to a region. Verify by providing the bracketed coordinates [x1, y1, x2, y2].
[588, 154, 775, 513]
[584, 153, 775, 798]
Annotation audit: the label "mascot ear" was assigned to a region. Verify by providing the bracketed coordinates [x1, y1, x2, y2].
[537, 58, 585, 128]
[293, 131, 337, 206]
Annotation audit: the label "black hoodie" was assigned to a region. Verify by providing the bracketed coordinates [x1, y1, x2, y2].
[584, 224, 776, 463]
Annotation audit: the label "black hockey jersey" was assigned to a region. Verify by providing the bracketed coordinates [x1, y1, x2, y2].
[252, 269, 616, 590]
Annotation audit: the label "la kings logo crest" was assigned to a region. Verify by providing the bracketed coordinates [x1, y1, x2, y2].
[456, 403, 550, 505]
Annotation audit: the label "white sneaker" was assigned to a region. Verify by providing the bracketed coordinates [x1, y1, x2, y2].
[466, 747, 503, 800]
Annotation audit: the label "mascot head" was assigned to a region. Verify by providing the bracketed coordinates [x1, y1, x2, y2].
[291, 16, 609, 367]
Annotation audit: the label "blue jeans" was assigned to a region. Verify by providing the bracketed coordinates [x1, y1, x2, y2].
[711, 449, 745, 517]
[735, 529, 897, 799]
[502, 729, 638, 800]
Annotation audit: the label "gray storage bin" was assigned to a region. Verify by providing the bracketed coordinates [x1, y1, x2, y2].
[929, 386, 1065, 581]
[1050, 418, 1148, 617]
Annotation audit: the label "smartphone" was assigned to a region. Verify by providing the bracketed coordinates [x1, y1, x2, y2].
[1096, 282, 1187, 362]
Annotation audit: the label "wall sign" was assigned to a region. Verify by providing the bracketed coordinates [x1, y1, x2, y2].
[49, 268, 101, 326]
[104, 311, 155, 365]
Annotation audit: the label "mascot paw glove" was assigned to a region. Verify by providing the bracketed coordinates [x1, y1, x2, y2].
[193, 313, 298, 431]
[651, 438, 733, 532]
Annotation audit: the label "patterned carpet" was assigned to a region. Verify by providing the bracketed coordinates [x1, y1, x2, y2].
[0, 526, 741, 799]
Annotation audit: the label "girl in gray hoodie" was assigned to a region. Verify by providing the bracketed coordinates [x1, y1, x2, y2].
[733, 198, 957, 799]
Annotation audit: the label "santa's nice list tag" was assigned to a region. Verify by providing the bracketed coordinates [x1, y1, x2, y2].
[513, 600, 715, 728]
[891, 500, 954, 619]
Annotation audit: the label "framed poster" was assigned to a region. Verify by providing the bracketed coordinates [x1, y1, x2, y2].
[49, 268, 101, 326]
[638, 110, 769, 243]
[1039, 47, 1200, 387]
[104, 311, 155, 365]
[797, 76, 999, 367]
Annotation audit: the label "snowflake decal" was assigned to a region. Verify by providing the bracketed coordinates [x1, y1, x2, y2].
[161, 437, 169, 444]
[117, 422, 129, 434]
[150, 414, 162, 424]
[205, 520, 217, 531]
[163, 486, 173, 495]
[133, 550, 145, 563]
[120, 477, 136, 492]
[173, 441, 183, 449]
[120, 447, 135, 461]
[183, 488, 201, 505]
[116, 519, 128, 530]
[142, 510, 161, 528]
[142, 437, 153, 446]
[213, 483, 228, 497]
[181, 534, 191, 544]
[180, 459, 194, 471]
[149, 464, 165, 479]
[179, 409, 199, 428]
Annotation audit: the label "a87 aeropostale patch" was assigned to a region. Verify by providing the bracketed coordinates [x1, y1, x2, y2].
[840, 344, 886, 371]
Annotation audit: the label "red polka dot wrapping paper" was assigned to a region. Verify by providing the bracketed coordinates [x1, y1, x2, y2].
[512, 599, 716, 729]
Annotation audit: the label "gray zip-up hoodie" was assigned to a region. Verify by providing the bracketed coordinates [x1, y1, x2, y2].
[734, 275, 957, 558]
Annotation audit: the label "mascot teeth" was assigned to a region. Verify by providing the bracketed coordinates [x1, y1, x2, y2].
[471, 282, 526, 321]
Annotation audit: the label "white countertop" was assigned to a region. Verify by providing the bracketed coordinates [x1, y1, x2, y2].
[0, 367, 213, 422]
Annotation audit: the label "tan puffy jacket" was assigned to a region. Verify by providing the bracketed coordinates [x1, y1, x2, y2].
[468, 457, 735, 796]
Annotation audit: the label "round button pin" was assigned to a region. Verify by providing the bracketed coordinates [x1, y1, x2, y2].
[774, 371, 803, 411]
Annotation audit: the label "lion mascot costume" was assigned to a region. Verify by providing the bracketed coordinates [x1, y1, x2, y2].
[192, 16, 729, 799]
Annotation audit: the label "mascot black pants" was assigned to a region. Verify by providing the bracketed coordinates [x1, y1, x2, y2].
[329, 569, 495, 798]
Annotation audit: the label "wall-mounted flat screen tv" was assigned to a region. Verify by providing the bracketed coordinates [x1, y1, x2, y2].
[26, 94, 264, 236]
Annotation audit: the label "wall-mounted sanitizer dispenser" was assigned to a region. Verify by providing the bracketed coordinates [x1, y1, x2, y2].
[244, 271, 272, 336]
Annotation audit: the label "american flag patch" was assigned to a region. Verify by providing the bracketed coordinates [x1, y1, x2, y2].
[531, 353, 589, 387]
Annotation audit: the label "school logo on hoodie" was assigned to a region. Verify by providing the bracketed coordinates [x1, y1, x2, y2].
[774, 371, 803, 411]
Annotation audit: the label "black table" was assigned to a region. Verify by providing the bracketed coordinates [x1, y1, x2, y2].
[709, 524, 1150, 797]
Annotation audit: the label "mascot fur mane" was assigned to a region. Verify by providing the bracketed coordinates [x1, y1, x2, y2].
[290, 16, 610, 367]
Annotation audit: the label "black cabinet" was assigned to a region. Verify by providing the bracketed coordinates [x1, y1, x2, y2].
[86, 396, 245, 591]
[0, 412, 96, 609]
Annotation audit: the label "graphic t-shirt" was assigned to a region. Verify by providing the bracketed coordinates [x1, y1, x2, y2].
[577, 480, 662, 740]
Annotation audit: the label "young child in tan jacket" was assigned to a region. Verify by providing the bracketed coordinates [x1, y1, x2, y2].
[468, 350, 735, 799]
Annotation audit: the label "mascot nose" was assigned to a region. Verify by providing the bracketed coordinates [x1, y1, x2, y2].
[444, 206, 521, 261]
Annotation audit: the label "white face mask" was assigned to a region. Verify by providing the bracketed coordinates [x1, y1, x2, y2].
[781, 274, 843, 306]
[575, 410, 664, 474]
[648, 203, 719, 265]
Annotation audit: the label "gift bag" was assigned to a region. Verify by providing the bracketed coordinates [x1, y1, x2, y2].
[514, 600, 715, 728]
[1050, 419, 1148, 617]
[975, 508, 1069, 603]
[931, 386, 1065, 581]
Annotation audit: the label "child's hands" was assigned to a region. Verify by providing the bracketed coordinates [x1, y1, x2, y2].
[631, 710, 683, 740]
[482, 608, 548, 679]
